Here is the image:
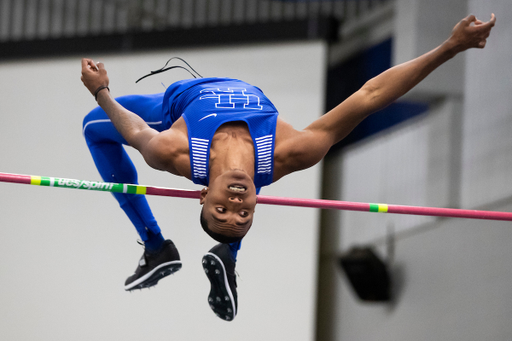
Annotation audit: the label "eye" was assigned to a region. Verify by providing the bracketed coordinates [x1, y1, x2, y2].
[239, 211, 249, 217]
[216, 207, 226, 213]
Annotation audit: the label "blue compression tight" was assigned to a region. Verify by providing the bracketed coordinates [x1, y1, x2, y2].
[83, 93, 169, 242]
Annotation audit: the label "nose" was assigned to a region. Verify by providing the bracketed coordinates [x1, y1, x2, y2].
[229, 196, 243, 203]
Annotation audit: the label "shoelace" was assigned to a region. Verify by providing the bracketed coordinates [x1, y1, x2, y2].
[135, 57, 203, 83]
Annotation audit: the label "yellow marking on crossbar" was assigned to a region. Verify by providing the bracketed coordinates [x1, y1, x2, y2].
[30, 176, 41, 185]
[378, 204, 388, 213]
[135, 186, 146, 195]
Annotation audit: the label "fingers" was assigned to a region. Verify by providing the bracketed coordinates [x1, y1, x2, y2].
[464, 13, 496, 29]
[475, 13, 496, 29]
[81, 58, 104, 73]
[467, 13, 495, 48]
[450, 13, 496, 51]
[82, 58, 93, 73]
[463, 14, 477, 26]
[482, 14, 496, 28]
[81, 58, 96, 73]
[490, 13, 496, 26]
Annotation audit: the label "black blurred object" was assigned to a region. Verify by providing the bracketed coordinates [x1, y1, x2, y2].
[338, 246, 391, 302]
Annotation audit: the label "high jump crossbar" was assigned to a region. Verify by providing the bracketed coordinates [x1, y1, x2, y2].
[1, 172, 511, 222]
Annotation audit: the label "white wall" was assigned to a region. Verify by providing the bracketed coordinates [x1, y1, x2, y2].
[0, 41, 326, 341]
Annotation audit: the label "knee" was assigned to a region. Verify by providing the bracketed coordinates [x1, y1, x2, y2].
[83, 106, 102, 126]
[82, 107, 111, 142]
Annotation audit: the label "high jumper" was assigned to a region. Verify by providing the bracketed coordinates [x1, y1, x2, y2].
[79, 13, 496, 321]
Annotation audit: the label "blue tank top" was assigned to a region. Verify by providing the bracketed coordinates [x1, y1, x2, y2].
[163, 77, 279, 188]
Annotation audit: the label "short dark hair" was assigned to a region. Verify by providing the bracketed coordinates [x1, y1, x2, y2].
[200, 207, 244, 244]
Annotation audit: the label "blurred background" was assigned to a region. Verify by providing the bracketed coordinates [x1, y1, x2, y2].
[1, 0, 511, 340]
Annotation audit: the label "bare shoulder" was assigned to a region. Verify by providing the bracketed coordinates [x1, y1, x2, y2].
[273, 117, 332, 181]
[144, 120, 191, 179]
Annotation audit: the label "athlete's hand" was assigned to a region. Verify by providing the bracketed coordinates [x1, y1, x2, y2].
[81, 58, 109, 98]
[448, 13, 496, 53]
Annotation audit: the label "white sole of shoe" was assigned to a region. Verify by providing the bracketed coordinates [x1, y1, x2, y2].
[124, 260, 182, 291]
[203, 252, 237, 319]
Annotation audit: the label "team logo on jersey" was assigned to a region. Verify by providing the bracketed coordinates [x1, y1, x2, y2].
[199, 87, 263, 110]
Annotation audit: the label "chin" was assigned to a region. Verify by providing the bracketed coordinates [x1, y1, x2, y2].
[227, 169, 251, 179]
[226, 171, 255, 188]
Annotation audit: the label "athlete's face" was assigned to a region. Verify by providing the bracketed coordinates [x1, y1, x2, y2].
[200, 170, 257, 239]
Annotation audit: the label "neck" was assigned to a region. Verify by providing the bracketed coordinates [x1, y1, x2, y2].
[209, 123, 255, 180]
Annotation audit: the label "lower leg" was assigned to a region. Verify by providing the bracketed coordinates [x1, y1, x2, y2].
[228, 240, 241, 261]
[84, 112, 165, 250]
[114, 191, 165, 251]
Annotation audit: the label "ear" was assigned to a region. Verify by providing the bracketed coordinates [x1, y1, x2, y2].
[199, 187, 208, 205]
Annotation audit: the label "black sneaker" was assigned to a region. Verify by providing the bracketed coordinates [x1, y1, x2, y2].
[202, 243, 238, 321]
[125, 239, 182, 291]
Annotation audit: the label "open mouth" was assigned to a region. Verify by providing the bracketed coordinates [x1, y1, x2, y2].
[229, 185, 247, 193]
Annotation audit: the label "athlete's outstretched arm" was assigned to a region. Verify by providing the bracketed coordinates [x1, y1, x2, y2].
[81, 59, 158, 153]
[311, 14, 495, 144]
[315, 14, 495, 142]
[277, 14, 496, 175]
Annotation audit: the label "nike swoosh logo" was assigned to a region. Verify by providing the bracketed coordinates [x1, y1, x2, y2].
[198, 113, 217, 122]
